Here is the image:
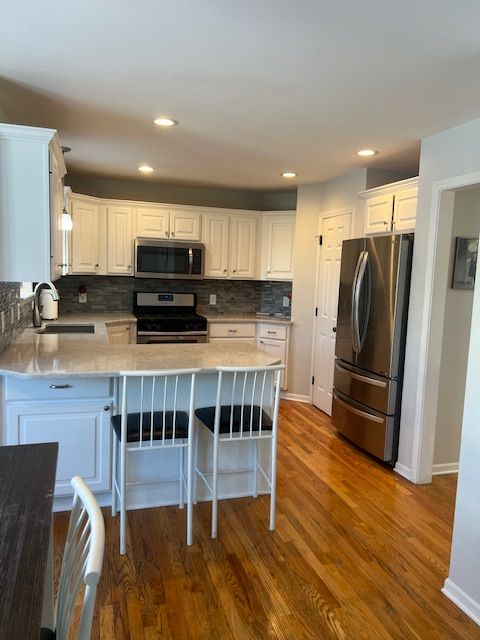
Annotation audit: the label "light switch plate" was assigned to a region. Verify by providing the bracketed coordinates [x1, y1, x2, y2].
[209, 294, 217, 305]
[79, 292, 87, 303]
[282, 296, 290, 308]
[0, 311, 5, 333]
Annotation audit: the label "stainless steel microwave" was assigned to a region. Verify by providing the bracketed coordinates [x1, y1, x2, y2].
[134, 238, 204, 279]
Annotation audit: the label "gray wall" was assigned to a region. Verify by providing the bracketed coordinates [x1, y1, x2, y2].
[0, 282, 31, 353]
[56, 276, 292, 317]
[66, 174, 297, 211]
[433, 188, 480, 469]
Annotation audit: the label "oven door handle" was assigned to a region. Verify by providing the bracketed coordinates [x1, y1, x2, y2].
[137, 330, 208, 336]
[188, 247, 193, 275]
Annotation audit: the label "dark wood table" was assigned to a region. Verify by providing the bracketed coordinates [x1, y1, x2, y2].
[0, 443, 58, 640]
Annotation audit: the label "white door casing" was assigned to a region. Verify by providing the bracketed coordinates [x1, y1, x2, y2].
[312, 211, 352, 414]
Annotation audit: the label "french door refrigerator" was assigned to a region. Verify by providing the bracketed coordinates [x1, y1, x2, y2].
[331, 233, 413, 465]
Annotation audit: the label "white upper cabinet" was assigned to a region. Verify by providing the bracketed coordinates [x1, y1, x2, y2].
[393, 186, 418, 232]
[361, 177, 418, 236]
[260, 213, 296, 280]
[136, 205, 201, 240]
[169, 208, 201, 240]
[0, 124, 66, 282]
[203, 211, 258, 279]
[136, 206, 169, 238]
[230, 215, 257, 279]
[107, 205, 133, 275]
[202, 212, 230, 278]
[70, 197, 100, 274]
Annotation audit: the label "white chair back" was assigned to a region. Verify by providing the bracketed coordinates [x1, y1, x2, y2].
[55, 476, 105, 640]
[118, 369, 198, 450]
[214, 365, 284, 440]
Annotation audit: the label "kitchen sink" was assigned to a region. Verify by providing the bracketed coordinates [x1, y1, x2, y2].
[36, 324, 95, 334]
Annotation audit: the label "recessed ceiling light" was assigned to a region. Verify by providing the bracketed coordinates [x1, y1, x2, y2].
[281, 171, 297, 178]
[357, 149, 379, 157]
[138, 165, 154, 174]
[154, 117, 179, 127]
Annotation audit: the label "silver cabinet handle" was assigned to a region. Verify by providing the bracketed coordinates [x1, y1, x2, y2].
[334, 393, 383, 423]
[267, 330, 277, 334]
[188, 248, 193, 275]
[49, 384, 72, 390]
[228, 329, 238, 333]
[335, 363, 387, 388]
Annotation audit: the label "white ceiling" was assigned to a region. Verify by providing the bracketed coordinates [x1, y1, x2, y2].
[1, 1, 480, 190]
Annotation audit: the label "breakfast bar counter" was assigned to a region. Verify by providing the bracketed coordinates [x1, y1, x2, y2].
[0, 320, 280, 511]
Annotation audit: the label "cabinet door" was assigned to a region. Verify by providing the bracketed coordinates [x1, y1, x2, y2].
[71, 200, 99, 274]
[256, 338, 287, 389]
[265, 217, 295, 280]
[107, 206, 133, 275]
[393, 187, 417, 232]
[169, 208, 201, 240]
[364, 193, 394, 235]
[6, 400, 111, 496]
[49, 151, 64, 280]
[136, 206, 169, 239]
[230, 216, 257, 279]
[202, 213, 229, 278]
[107, 323, 132, 344]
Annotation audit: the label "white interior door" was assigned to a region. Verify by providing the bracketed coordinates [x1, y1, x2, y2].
[312, 212, 352, 414]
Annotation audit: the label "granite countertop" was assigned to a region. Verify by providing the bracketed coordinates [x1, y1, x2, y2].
[0, 314, 280, 378]
[204, 313, 292, 325]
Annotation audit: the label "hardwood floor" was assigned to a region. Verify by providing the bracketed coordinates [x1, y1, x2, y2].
[53, 401, 480, 639]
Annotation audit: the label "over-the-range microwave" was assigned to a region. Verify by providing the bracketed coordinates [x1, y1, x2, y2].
[134, 238, 204, 279]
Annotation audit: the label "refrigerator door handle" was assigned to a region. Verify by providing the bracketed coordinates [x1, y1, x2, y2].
[335, 362, 387, 388]
[333, 393, 384, 424]
[351, 250, 368, 353]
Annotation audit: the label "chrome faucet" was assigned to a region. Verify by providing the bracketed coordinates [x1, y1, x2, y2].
[33, 281, 59, 327]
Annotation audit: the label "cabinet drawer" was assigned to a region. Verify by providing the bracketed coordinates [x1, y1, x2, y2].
[208, 322, 256, 338]
[257, 323, 287, 340]
[5, 377, 111, 401]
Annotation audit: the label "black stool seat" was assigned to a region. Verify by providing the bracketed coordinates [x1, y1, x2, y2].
[40, 628, 55, 640]
[111, 411, 189, 442]
[195, 405, 273, 434]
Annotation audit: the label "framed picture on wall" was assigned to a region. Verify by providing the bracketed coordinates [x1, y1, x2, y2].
[452, 237, 479, 289]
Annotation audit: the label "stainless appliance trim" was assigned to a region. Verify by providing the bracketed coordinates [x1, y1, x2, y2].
[335, 362, 387, 388]
[134, 238, 204, 279]
[351, 250, 363, 353]
[137, 330, 208, 336]
[333, 392, 383, 424]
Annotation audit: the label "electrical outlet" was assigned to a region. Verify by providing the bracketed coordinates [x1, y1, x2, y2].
[209, 294, 217, 305]
[10, 305, 15, 324]
[79, 291, 87, 303]
[0, 311, 5, 333]
[16, 303, 21, 321]
[282, 296, 290, 308]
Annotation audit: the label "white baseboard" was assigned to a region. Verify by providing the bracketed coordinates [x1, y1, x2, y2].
[432, 462, 459, 476]
[280, 392, 310, 403]
[442, 578, 480, 627]
[394, 462, 414, 481]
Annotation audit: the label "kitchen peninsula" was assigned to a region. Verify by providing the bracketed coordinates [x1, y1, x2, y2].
[0, 316, 280, 511]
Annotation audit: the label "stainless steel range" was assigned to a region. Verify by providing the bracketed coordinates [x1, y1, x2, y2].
[134, 292, 208, 344]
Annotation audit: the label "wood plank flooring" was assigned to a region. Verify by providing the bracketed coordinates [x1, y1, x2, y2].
[52, 401, 480, 639]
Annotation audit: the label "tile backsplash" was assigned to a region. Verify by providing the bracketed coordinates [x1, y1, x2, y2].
[0, 282, 32, 353]
[55, 276, 292, 316]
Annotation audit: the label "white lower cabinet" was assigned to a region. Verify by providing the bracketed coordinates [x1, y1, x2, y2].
[5, 383, 112, 497]
[208, 322, 256, 344]
[256, 323, 290, 390]
[106, 321, 136, 344]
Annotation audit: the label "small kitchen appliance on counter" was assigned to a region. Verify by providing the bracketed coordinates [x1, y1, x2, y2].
[39, 290, 58, 320]
[133, 292, 207, 344]
[331, 233, 413, 465]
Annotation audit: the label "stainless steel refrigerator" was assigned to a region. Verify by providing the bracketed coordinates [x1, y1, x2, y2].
[331, 233, 413, 465]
